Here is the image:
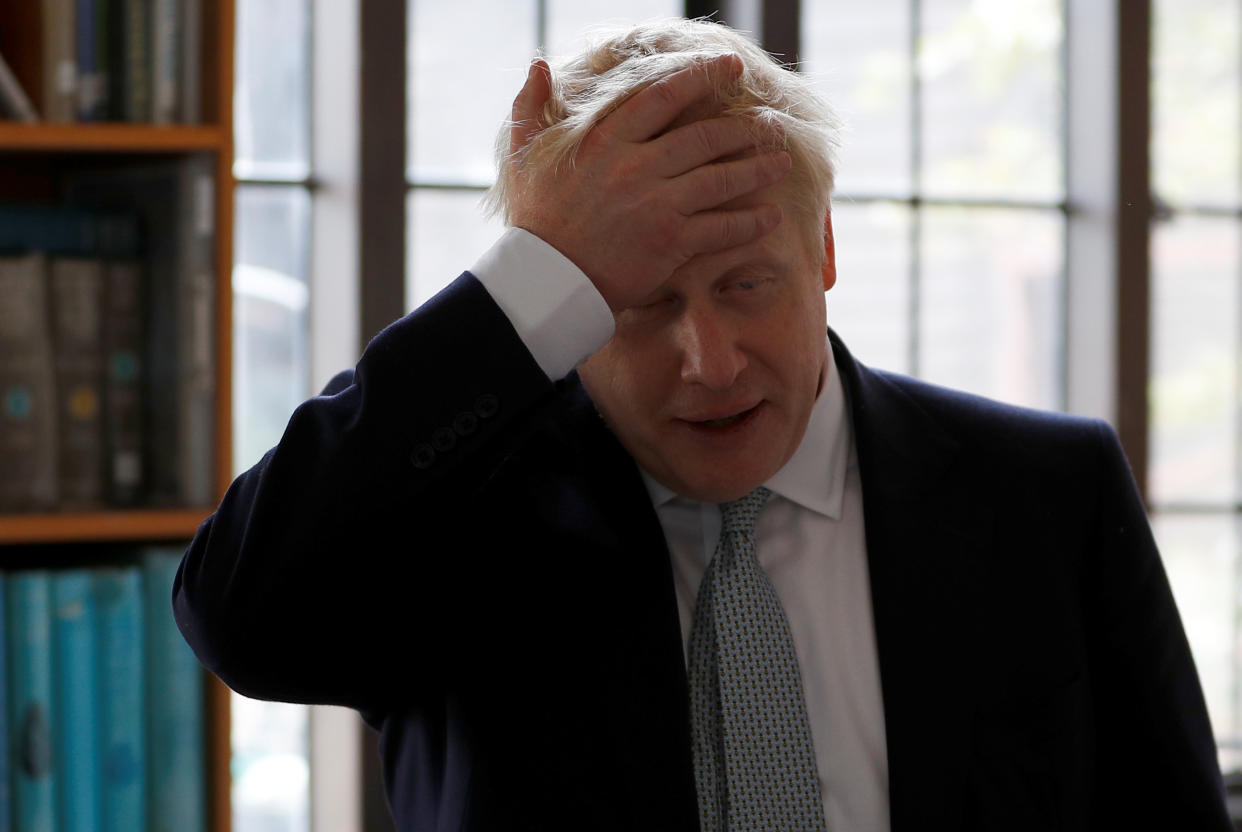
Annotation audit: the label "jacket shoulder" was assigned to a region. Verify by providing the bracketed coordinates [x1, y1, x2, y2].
[866, 367, 1118, 475]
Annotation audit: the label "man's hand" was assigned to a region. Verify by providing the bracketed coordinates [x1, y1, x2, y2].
[506, 55, 792, 315]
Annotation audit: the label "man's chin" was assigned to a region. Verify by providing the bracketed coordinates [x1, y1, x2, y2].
[652, 465, 775, 504]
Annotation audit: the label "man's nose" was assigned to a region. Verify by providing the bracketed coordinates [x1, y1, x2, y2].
[677, 309, 747, 390]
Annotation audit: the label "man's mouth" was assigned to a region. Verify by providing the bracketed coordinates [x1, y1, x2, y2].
[690, 404, 761, 430]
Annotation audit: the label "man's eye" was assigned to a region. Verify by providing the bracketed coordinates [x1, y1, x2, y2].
[733, 278, 766, 291]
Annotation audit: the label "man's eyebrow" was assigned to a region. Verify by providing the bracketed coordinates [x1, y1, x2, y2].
[721, 258, 792, 279]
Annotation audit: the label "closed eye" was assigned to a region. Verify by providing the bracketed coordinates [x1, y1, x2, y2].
[726, 276, 771, 294]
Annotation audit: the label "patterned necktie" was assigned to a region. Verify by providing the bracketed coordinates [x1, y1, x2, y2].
[687, 486, 828, 831]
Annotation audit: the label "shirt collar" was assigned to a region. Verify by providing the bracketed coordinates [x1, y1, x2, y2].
[642, 336, 851, 520]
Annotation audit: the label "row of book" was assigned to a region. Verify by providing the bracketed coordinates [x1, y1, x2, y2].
[0, 156, 216, 513]
[0, 0, 201, 124]
[0, 548, 205, 832]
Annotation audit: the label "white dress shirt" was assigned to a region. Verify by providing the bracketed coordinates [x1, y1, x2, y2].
[471, 228, 891, 832]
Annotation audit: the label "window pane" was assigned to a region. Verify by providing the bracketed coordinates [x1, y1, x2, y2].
[407, 0, 538, 185]
[826, 200, 912, 374]
[919, 206, 1063, 410]
[406, 189, 507, 310]
[1149, 216, 1240, 506]
[545, 1, 684, 60]
[1153, 512, 1241, 773]
[231, 184, 312, 832]
[1152, 0, 1241, 209]
[233, 185, 311, 473]
[231, 698, 310, 832]
[802, 0, 913, 197]
[917, 0, 1063, 201]
[234, 0, 311, 180]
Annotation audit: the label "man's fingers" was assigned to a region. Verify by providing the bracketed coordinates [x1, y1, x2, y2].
[681, 203, 784, 256]
[673, 151, 792, 215]
[607, 54, 742, 143]
[510, 59, 552, 155]
[651, 116, 772, 178]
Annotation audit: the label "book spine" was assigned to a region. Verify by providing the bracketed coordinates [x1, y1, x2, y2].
[94, 568, 145, 832]
[102, 255, 144, 507]
[0, 254, 58, 512]
[143, 549, 205, 832]
[6, 573, 55, 832]
[149, 0, 178, 124]
[179, 0, 200, 123]
[0, 49, 39, 122]
[178, 156, 216, 507]
[104, 0, 125, 121]
[49, 257, 106, 508]
[0, 206, 98, 257]
[121, 0, 150, 122]
[42, 0, 78, 123]
[74, 0, 105, 121]
[0, 573, 12, 832]
[52, 572, 100, 832]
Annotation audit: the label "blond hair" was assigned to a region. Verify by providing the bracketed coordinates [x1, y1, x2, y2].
[484, 18, 840, 263]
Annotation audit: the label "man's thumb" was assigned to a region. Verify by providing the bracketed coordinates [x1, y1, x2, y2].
[510, 59, 552, 155]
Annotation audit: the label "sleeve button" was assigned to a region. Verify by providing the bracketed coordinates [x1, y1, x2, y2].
[410, 443, 436, 470]
[452, 411, 478, 436]
[474, 393, 500, 419]
[431, 427, 457, 452]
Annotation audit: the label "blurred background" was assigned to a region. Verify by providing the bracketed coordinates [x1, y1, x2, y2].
[231, 0, 1242, 828]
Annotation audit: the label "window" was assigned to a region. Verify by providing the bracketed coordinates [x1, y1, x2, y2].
[404, 0, 682, 309]
[231, 0, 313, 829]
[233, 0, 1237, 822]
[803, 0, 1065, 409]
[1149, 0, 1242, 775]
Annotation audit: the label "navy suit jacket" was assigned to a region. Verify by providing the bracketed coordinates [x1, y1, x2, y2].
[175, 273, 1231, 831]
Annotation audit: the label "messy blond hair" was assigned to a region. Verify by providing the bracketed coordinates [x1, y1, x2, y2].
[484, 17, 840, 264]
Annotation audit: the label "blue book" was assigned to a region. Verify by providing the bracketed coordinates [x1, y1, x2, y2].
[143, 549, 205, 832]
[75, 0, 106, 121]
[53, 571, 101, 832]
[7, 573, 55, 832]
[94, 568, 145, 832]
[0, 573, 12, 832]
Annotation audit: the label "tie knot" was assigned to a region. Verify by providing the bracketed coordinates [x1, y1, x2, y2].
[719, 486, 772, 535]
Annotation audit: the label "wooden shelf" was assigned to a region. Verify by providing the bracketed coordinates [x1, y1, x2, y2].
[0, 508, 213, 544]
[0, 123, 227, 153]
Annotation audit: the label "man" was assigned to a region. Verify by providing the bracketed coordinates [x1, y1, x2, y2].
[175, 18, 1231, 831]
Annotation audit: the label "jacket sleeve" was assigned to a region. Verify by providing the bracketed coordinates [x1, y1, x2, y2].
[173, 274, 557, 713]
[1085, 420, 1232, 829]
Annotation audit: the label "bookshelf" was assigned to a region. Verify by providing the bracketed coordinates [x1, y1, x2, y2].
[0, 1, 235, 831]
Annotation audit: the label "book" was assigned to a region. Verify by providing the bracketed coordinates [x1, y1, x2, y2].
[143, 549, 205, 832]
[94, 567, 145, 832]
[0, 205, 98, 256]
[42, 0, 78, 122]
[0, 48, 38, 122]
[0, 575, 12, 832]
[52, 571, 100, 832]
[49, 257, 106, 508]
[7, 572, 55, 832]
[0, 253, 58, 512]
[96, 211, 144, 506]
[150, 0, 179, 124]
[180, 0, 200, 123]
[64, 157, 217, 508]
[101, 255, 144, 507]
[75, 0, 108, 121]
[120, 0, 150, 122]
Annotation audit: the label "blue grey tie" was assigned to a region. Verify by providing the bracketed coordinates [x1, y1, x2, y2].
[688, 486, 828, 831]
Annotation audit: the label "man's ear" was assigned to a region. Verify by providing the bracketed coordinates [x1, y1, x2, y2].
[821, 211, 837, 292]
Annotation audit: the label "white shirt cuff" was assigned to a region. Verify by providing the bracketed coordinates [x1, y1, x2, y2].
[471, 227, 615, 381]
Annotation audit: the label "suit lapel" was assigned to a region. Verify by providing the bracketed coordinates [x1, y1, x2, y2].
[831, 330, 993, 831]
[555, 376, 702, 830]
